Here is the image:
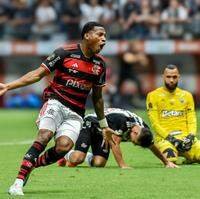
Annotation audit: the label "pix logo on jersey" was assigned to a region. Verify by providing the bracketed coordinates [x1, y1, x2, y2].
[66, 79, 91, 91]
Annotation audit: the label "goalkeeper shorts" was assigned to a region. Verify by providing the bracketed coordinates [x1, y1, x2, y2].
[155, 140, 178, 162]
[183, 140, 200, 162]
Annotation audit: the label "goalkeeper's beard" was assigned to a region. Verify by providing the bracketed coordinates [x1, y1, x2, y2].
[165, 82, 178, 92]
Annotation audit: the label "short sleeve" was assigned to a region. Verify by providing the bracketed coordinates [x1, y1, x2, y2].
[42, 48, 65, 73]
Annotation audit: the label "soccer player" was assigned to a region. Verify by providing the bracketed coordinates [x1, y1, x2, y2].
[57, 108, 178, 169]
[0, 21, 115, 196]
[146, 64, 200, 163]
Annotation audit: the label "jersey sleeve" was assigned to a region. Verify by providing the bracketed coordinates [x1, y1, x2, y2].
[41, 48, 65, 73]
[186, 92, 197, 135]
[146, 92, 169, 139]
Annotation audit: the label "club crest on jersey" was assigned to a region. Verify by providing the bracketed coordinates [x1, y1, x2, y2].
[148, 102, 153, 109]
[92, 65, 101, 75]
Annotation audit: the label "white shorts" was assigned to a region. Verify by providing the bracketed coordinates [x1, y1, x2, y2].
[36, 99, 83, 144]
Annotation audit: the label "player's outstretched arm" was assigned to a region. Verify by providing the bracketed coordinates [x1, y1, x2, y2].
[0, 83, 8, 96]
[149, 144, 179, 168]
[111, 135, 131, 169]
[0, 66, 48, 96]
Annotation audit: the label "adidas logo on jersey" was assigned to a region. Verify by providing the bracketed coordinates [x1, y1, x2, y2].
[72, 63, 78, 69]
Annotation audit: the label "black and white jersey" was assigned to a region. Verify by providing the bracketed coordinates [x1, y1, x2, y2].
[84, 108, 149, 140]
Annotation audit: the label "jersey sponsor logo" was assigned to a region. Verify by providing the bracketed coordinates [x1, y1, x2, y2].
[48, 56, 61, 67]
[66, 79, 91, 91]
[161, 110, 184, 117]
[92, 64, 101, 75]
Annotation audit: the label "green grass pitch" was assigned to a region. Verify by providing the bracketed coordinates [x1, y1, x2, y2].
[0, 109, 200, 199]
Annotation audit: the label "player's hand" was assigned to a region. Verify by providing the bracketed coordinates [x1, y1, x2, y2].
[0, 83, 8, 96]
[181, 134, 195, 152]
[120, 165, 132, 169]
[165, 161, 180, 168]
[166, 135, 183, 149]
[102, 127, 116, 149]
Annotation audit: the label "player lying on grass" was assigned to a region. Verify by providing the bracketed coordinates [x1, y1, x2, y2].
[57, 108, 178, 168]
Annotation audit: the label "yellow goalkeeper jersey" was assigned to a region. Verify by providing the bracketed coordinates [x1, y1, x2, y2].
[146, 87, 196, 142]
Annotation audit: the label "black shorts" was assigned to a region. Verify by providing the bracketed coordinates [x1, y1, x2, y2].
[75, 127, 110, 160]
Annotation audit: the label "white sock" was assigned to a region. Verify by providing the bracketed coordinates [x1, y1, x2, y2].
[14, 178, 23, 187]
[85, 152, 93, 167]
[65, 150, 75, 161]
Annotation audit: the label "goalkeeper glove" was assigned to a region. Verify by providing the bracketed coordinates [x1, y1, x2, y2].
[166, 135, 183, 149]
[166, 135, 183, 152]
[181, 134, 195, 152]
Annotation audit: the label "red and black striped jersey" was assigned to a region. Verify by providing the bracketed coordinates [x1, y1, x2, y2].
[41, 44, 106, 117]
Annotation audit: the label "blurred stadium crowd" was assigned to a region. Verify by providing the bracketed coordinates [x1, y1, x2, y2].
[0, 0, 200, 41]
[0, 0, 200, 109]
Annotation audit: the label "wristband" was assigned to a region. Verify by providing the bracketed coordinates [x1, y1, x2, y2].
[99, 118, 108, 128]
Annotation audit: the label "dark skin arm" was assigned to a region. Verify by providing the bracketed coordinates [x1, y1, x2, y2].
[92, 86, 115, 145]
[92, 86, 105, 120]
[0, 66, 48, 96]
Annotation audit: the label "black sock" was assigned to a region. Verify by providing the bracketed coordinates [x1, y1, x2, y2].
[17, 141, 46, 180]
[35, 147, 66, 168]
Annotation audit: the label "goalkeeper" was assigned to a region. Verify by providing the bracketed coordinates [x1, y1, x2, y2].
[146, 64, 200, 163]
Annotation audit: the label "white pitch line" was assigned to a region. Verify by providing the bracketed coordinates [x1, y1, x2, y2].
[0, 140, 33, 146]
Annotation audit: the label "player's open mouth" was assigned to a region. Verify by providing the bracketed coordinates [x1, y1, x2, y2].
[99, 43, 105, 49]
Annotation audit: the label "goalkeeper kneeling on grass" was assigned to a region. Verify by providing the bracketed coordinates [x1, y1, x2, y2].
[57, 108, 178, 169]
[146, 64, 200, 164]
